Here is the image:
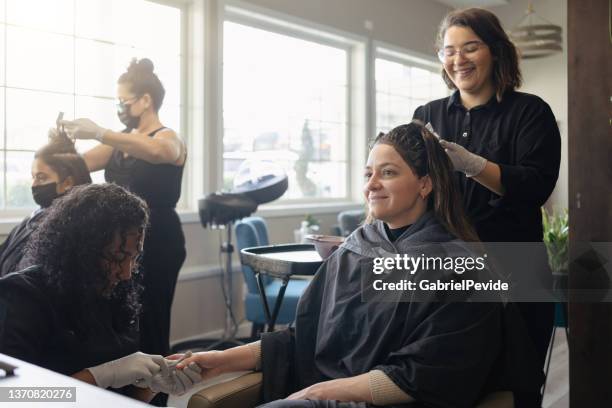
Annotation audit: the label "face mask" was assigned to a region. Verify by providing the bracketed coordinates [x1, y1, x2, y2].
[117, 100, 141, 131]
[31, 182, 60, 208]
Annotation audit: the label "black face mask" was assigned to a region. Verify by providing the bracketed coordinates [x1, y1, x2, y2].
[32, 182, 60, 208]
[117, 101, 141, 131]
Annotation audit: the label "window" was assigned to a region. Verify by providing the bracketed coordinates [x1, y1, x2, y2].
[0, 0, 182, 212]
[375, 48, 449, 134]
[222, 20, 350, 201]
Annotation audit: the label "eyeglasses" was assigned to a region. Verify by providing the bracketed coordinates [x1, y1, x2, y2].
[116, 95, 141, 107]
[437, 41, 487, 63]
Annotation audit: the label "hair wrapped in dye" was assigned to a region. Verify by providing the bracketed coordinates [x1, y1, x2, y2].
[370, 121, 479, 242]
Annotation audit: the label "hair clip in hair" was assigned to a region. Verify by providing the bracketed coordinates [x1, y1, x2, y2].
[55, 112, 75, 144]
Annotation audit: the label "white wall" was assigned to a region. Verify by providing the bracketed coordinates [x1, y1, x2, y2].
[241, 0, 452, 55]
[491, 0, 569, 210]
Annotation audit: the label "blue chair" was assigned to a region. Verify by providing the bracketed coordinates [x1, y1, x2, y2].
[235, 217, 310, 338]
[337, 209, 365, 236]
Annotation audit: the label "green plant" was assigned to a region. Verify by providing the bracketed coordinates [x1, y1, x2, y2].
[542, 207, 568, 274]
[304, 214, 320, 228]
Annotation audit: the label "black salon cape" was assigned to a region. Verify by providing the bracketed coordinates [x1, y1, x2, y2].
[0, 266, 139, 376]
[260, 212, 541, 408]
[0, 209, 45, 277]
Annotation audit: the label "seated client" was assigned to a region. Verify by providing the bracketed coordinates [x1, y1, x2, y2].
[174, 122, 540, 407]
[0, 131, 91, 276]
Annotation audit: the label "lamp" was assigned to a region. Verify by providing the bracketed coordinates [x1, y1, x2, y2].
[509, 0, 563, 59]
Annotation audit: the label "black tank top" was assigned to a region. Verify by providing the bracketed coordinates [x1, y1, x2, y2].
[104, 128, 184, 208]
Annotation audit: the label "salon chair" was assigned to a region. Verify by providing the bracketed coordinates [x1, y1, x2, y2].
[187, 372, 514, 408]
[337, 209, 366, 236]
[235, 217, 310, 338]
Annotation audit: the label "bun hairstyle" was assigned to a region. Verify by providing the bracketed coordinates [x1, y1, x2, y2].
[35, 129, 92, 186]
[369, 121, 479, 242]
[118, 58, 165, 112]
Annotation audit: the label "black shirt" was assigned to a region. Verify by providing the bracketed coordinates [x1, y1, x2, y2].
[0, 266, 139, 376]
[413, 91, 561, 242]
[105, 127, 184, 209]
[384, 223, 412, 242]
[0, 209, 45, 277]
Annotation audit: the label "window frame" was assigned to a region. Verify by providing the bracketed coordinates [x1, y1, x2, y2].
[373, 41, 450, 134]
[0, 1, 457, 232]
[215, 0, 368, 211]
[0, 0, 189, 228]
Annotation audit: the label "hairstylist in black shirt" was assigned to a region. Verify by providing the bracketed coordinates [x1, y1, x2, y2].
[413, 8, 561, 407]
[60, 58, 187, 361]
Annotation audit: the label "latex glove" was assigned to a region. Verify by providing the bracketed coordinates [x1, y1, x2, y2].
[86, 352, 166, 389]
[133, 351, 189, 389]
[439, 139, 487, 177]
[149, 362, 202, 395]
[60, 118, 107, 141]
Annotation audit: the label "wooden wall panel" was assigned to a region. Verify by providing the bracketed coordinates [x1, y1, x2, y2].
[568, 0, 612, 406]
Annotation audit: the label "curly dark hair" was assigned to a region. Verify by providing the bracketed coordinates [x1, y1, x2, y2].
[21, 183, 149, 335]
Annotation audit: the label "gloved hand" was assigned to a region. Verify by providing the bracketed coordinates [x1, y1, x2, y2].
[59, 118, 108, 142]
[148, 362, 203, 396]
[439, 139, 487, 177]
[86, 352, 166, 389]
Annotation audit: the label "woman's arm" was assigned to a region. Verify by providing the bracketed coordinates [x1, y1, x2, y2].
[83, 144, 115, 172]
[472, 161, 505, 196]
[100, 129, 185, 165]
[62, 118, 185, 165]
[286, 373, 373, 403]
[286, 371, 414, 405]
[71, 369, 96, 385]
[176, 343, 259, 380]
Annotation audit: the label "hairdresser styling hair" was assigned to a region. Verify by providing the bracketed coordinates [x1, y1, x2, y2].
[60, 58, 187, 366]
[414, 8, 561, 406]
[0, 129, 91, 277]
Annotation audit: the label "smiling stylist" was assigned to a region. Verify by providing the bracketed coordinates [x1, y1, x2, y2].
[61, 58, 187, 360]
[413, 8, 560, 407]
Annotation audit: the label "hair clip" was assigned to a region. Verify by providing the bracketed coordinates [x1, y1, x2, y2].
[55, 112, 75, 144]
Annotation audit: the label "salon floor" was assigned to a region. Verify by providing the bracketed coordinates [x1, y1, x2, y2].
[168, 325, 570, 408]
[543, 329, 569, 407]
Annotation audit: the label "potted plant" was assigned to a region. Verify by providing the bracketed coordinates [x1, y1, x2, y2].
[542, 207, 568, 328]
[542, 207, 569, 275]
[294, 214, 320, 243]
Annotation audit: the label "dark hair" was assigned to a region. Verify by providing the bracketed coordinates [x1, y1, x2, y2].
[437, 8, 522, 100]
[21, 183, 149, 335]
[118, 58, 165, 112]
[369, 121, 479, 242]
[34, 131, 92, 186]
